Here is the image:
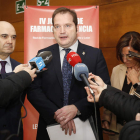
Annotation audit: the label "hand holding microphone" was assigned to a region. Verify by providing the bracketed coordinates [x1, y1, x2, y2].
[13, 64, 37, 81]
[13, 64, 30, 73]
[86, 73, 107, 103]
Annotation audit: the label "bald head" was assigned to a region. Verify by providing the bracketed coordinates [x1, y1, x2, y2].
[0, 21, 16, 60]
[0, 21, 16, 34]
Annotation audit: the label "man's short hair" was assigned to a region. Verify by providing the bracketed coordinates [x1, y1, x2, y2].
[52, 7, 78, 27]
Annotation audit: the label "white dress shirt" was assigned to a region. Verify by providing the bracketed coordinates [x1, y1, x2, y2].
[59, 40, 78, 70]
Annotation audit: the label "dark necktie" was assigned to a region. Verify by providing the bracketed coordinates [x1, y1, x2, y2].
[0, 61, 7, 74]
[62, 49, 72, 106]
[0, 61, 7, 115]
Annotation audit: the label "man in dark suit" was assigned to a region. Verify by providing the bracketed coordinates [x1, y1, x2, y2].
[0, 21, 24, 140]
[27, 7, 110, 140]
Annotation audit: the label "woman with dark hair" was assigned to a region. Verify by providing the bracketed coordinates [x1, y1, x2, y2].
[102, 31, 140, 140]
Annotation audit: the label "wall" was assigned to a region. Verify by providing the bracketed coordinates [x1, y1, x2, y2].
[2, 0, 139, 75]
[0, 0, 140, 139]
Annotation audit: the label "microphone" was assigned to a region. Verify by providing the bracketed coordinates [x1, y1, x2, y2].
[29, 57, 45, 71]
[29, 51, 53, 73]
[74, 63, 94, 95]
[66, 52, 98, 91]
[66, 52, 82, 67]
[36, 51, 53, 64]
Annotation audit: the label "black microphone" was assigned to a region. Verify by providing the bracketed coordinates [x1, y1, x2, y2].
[36, 51, 53, 65]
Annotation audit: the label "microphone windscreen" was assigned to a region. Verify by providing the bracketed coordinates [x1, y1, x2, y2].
[74, 63, 89, 81]
[37, 51, 53, 65]
[66, 52, 82, 67]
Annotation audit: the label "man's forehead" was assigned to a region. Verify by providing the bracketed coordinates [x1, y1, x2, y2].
[54, 12, 73, 24]
[0, 27, 16, 36]
[0, 22, 16, 35]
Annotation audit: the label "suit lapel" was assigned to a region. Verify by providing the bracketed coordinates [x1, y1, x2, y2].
[10, 58, 17, 70]
[52, 45, 63, 89]
[119, 64, 127, 90]
[70, 42, 86, 88]
[77, 42, 86, 62]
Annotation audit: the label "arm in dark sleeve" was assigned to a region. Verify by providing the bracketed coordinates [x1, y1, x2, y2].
[0, 71, 32, 107]
[0, 72, 15, 79]
[99, 85, 140, 122]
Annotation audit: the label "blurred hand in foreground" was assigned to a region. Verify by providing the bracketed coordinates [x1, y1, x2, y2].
[14, 64, 37, 81]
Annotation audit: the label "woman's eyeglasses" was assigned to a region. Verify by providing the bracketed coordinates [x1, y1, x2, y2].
[121, 54, 134, 60]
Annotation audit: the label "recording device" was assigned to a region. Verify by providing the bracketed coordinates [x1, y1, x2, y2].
[66, 52, 98, 93]
[129, 51, 140, 58]
[66, 52, 88, 84]
[74, 63, 89, 81]
[29, 51, 53, 73]
[29, 57, 45, 71]
[74, 63, 94, 95]
[37, 51, 53, 64]
[66, 51, 82, 67]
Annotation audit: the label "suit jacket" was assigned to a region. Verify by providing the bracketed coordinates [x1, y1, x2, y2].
[103, 64, 140, 133]
[0, 58, 24, 140]
[27, 41, 110, 140]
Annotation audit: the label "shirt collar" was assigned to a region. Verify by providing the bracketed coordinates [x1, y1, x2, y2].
[0, 56, 11, 65]
[59, 40, 78, 53]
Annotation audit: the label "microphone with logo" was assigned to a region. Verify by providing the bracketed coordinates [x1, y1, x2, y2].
[66, 51, 82, 67]
[29, 51, 53, 73]
[66, 52, 94, 95]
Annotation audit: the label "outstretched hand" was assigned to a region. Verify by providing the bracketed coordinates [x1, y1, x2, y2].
[85, 73, 107, 103]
